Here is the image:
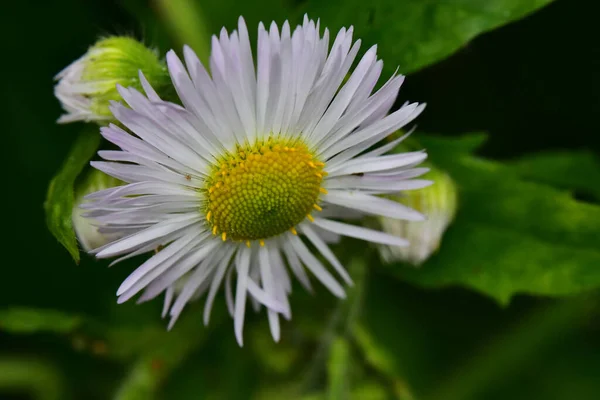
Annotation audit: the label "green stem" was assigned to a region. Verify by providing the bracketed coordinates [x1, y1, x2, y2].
[153, 0, 211, 65]
[327, 337, 351, 400]
[300, 256, 368, 396]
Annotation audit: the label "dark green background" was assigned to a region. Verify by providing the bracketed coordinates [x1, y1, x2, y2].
[2, 0, 599, 399]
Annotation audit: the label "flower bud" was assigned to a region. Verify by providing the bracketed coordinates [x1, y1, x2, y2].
[377, 166, 458, 266]
[54, 36, 170, 124]
[72, 169, 122, 252]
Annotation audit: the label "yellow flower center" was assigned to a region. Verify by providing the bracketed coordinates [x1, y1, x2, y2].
[204, 137, 326, 243]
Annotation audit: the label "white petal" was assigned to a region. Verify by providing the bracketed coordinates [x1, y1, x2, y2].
[204, 247, 235, 325]
[234, 246, 251, 346]
[281, 240, 313, 292]
[320, 102, 425, 160]
[300, 224, 352, 285]
[116, 230, 203, 297]
[161, 287, 174, 318]
[323, 191, 425, 221]
[287, 234, 346, 298]
[259, 246, 280, 342]
[313, 218, 409, 247]
[309, 45, 377, 143]
[324, 176, 432, 192]
[246, 278, 287, 314]
[326, 151, 428, 177]
[94, 214, 201, 258]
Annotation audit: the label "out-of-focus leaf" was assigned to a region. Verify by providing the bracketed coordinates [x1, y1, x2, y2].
[506, 150, 600, 200]
[393, 133, 600, 304]
[0, 358, 64, 400]
[0, 308, 82, 334]
[301, 0, 555, 74]
[327, 337, 350, 400]
[44, 130, 101, 263]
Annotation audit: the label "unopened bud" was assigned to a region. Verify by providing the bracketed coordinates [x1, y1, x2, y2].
[72, 169, 122, 252]
[54, 36, 170, 124]
[377, 166, 458, 266]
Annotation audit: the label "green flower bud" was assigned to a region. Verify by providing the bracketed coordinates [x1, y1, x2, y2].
[377, 166, 458, 266]
[72, 169, 122, 252]
[54, 36, 171, 124]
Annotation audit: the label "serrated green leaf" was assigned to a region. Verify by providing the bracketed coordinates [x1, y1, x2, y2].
[44, 130, 101, 263]
[392, 134, 600, 304]
[0, 308, 82, 334]
[506, 150, 600, 200]
[301, 0, 555, 74]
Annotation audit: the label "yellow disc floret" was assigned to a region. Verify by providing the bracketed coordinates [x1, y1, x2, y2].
[204, 137, 325, 241]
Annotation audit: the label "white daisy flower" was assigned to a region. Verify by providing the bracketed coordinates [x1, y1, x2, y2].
[83, 16, 429, 345]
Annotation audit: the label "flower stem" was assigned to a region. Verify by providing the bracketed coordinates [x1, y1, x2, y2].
[153, 0, 211, 65]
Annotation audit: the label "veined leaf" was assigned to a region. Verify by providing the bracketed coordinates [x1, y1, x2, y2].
[392, 134, 600, 305]
[301, 0, 555, 74]
[506, 150, 600, 201]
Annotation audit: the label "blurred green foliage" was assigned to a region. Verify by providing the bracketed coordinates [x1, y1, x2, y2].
[3, 0, 600, 399]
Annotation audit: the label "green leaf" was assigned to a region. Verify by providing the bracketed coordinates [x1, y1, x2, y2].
[506, 150, 600, 200]
[392, 133, 600, 304]
[44, 129, 101, 263]
[301, 0, 555, 74]
[0, 308, 82, 334]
